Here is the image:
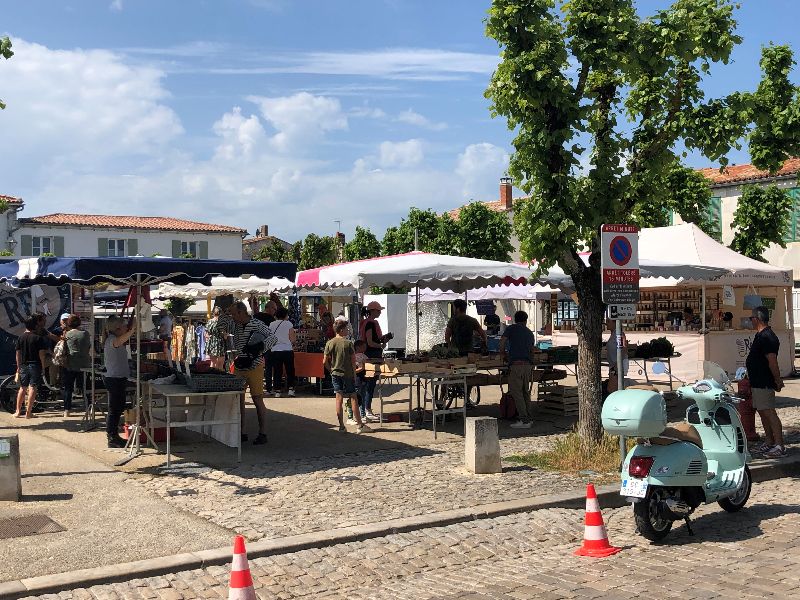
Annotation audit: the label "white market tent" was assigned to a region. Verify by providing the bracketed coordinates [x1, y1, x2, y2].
[157, 276, 294, 299]
[406, 283, 560, 303]
[295, 251, 532, 292]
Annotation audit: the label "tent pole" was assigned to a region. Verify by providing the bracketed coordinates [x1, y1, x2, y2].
[90, 288, 96, 428]
[701, 283, 707, 332]
[415, 286, 420, 357]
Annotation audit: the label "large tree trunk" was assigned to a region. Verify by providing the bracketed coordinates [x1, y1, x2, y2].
[570, 258, 605, 444]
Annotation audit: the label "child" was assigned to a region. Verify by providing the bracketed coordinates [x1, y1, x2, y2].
[354, 339, 376, 422]
[324, 321, 372, 434]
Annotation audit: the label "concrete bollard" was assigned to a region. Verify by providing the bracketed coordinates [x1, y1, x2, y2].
[465, 416, 501, 474]
[0, 434, 22, 501]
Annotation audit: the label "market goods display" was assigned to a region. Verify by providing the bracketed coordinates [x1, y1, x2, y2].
[634, 336, 674, 359]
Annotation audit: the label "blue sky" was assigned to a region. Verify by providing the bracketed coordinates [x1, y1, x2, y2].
[2, 0, 799, 242]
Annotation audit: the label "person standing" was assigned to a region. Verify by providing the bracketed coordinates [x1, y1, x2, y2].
[62, 314, 91, 417]
[103, 316, 135, 448]
[746, 306, 786, 458]
[230, 301, 274, 445]
[268, 305, 296, 398]
[359, 301, 391, 421]
[14, 314, 48, 419]
[324, 320, 371, 433]
[158, 309, 173, 348]
[445, 299, 487, 356]
[499, 311, 536, 429]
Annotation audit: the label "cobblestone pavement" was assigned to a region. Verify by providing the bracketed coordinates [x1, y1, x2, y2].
[24, 477, 800, 599]
[128, 388, 800, 543]
[129, 433, 595, 541]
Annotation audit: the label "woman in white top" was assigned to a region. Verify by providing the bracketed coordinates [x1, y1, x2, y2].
[268, 306, 296, 397]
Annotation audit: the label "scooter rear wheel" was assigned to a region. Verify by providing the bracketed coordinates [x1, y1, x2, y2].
[718, 466, 752, 513]
[634, 487, 673, 542]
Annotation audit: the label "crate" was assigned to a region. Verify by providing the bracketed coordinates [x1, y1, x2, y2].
[537, 384, 579, 416]
[176, 372, 246, 393]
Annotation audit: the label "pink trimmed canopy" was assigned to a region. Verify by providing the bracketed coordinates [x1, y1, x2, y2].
[295, 251, 533, 292]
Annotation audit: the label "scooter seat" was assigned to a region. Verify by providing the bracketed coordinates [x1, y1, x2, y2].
[648, 422, 704, 449]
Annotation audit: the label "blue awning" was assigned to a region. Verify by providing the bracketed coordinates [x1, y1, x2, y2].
[0, 257, 297, 288]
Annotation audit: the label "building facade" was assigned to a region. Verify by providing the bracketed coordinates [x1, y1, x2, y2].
[241, 224, 293, 260]
[0, 198, 246, 260]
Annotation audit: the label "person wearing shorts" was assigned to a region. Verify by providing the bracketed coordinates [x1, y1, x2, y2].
[324, 320, 371, 434]
[230, 301, 273, 446]
[14, 314, 47, 419]
[746, 306, 785, 458]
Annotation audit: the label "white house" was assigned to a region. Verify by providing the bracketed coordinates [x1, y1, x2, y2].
[0, 196, 246, 260]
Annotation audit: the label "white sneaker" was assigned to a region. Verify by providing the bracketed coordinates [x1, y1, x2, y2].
[346, 418, 358, 426]
[365, 410, 378, 420]
[510, 420, 533, 429]
[366, 413, 381, 423]
[274, 391, 281, 398]
[356, 424, 373, 434]
[287, 388, 296, 397]
[63, 410, 70, 418]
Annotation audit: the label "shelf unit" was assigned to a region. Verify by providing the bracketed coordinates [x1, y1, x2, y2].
[627, 289, 721, 330]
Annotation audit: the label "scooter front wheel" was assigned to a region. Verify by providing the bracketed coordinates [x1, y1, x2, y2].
[718, 466, 752, 513]
[634, 487, 673, 542]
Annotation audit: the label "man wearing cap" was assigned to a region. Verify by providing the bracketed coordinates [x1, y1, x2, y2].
[359, 301, 392, 421]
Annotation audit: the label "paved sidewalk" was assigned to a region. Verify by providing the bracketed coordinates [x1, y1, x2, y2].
[0, 428, 233, 583]
[18, 477, 800, 599]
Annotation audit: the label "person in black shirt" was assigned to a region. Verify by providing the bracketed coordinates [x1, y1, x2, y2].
[745, 306, 785, 458]
[14, 314, 48, 419]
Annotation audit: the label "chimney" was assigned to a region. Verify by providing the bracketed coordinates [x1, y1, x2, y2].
[500, 177, 513, 210]
[257, 225, 269, 238]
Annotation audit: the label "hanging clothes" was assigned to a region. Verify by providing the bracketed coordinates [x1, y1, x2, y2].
[195, 324, 207, 360]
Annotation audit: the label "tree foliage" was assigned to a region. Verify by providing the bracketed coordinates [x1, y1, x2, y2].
[381, 208, 445, 254]
[165, 297, 194, 316]
[730, 184, 792, 261]
[453, 202, 514, 261]
[253, 238, 290, 262]
[299, 233, 338, 270]
[485, 0, 800, 442]
[344, 226, 381, 261]
[0, 37, 12, 110]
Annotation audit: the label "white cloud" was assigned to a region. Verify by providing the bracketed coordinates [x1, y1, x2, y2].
[212, 107, 266, 160]
[397, 108, 447, 131]
[350, 106, 387, 119]
[110, 0, 123, 11]
[247, 92, 348, 152]
[456, 143, 510, 198]
[379, 139, 424, 168]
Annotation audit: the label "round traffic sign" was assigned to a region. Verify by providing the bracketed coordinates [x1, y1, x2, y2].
[609, 236, 633, 266]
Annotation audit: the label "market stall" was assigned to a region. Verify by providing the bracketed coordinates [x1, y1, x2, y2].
[545, 224, 794, 382]
[0, 256, 296, 464]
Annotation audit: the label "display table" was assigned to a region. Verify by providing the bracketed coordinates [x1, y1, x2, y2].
[553, 329, 794, 383]
[145, 382, 242, 468]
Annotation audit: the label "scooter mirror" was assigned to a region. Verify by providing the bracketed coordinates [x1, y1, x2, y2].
[651, 361, 667, 375]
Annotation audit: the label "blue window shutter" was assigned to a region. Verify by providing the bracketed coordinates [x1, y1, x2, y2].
[172, 240, 181, 258]
[21, 235, 32, 256]
[198, 241, 208, 259]
[127, 239, 138, 256]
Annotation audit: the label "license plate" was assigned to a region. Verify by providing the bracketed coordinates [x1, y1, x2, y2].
[620, 478, 648, 498]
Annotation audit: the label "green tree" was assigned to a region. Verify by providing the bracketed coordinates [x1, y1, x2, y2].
[381, 207, 442, 254]
[344, 226, 381, 261]
[730, 184, 792, 261]
[453, 202, 513, 261]
[485, 0, 800, 443]
[253, 238, 290, 262]
[299, 233, 338, 270]
[430, 213, 459, 255]
[0, 36, 13, 110]
[165, 298, 194, 316]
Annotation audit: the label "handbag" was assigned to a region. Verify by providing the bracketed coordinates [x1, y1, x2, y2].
[53, 338, 70, 368]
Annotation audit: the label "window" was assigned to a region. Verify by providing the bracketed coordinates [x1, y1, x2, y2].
[783, 188, 800, 242]
[705, 196, 722, 242]
[181, 241, 198, 258]
[107, 239, 126, 257]
[31, 236, 54, 256]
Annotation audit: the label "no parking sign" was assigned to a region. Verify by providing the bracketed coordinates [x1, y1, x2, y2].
[600, 224, 639, 305]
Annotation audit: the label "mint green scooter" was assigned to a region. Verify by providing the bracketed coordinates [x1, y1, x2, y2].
[601, 362, 751, 541]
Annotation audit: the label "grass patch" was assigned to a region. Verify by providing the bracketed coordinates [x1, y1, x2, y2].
[506, 431, 636, 477]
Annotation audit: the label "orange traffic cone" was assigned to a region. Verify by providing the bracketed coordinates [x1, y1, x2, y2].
[228, 535, 257, 600]
[574, 483, 622, 558]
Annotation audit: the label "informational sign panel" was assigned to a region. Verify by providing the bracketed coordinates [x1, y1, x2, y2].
[475, 300, 496, 315]
[600, 224, 640, 304]
[607, 304, 636, 320]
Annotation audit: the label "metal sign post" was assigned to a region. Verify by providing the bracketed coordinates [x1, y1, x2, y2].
[601, 224, 640, 465]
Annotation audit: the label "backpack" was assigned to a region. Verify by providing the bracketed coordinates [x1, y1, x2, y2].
[499, 392, 517, 420]
[53, 339, 70, 368]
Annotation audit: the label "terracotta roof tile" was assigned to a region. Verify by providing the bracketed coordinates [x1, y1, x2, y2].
[447, 199, 518, 220]
[697, 158, 800, 186]
[21, 213, 245, 234]
[0, 194, 23, 204]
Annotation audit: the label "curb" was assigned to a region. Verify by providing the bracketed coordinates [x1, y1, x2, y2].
[2, 454, 799, 598]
